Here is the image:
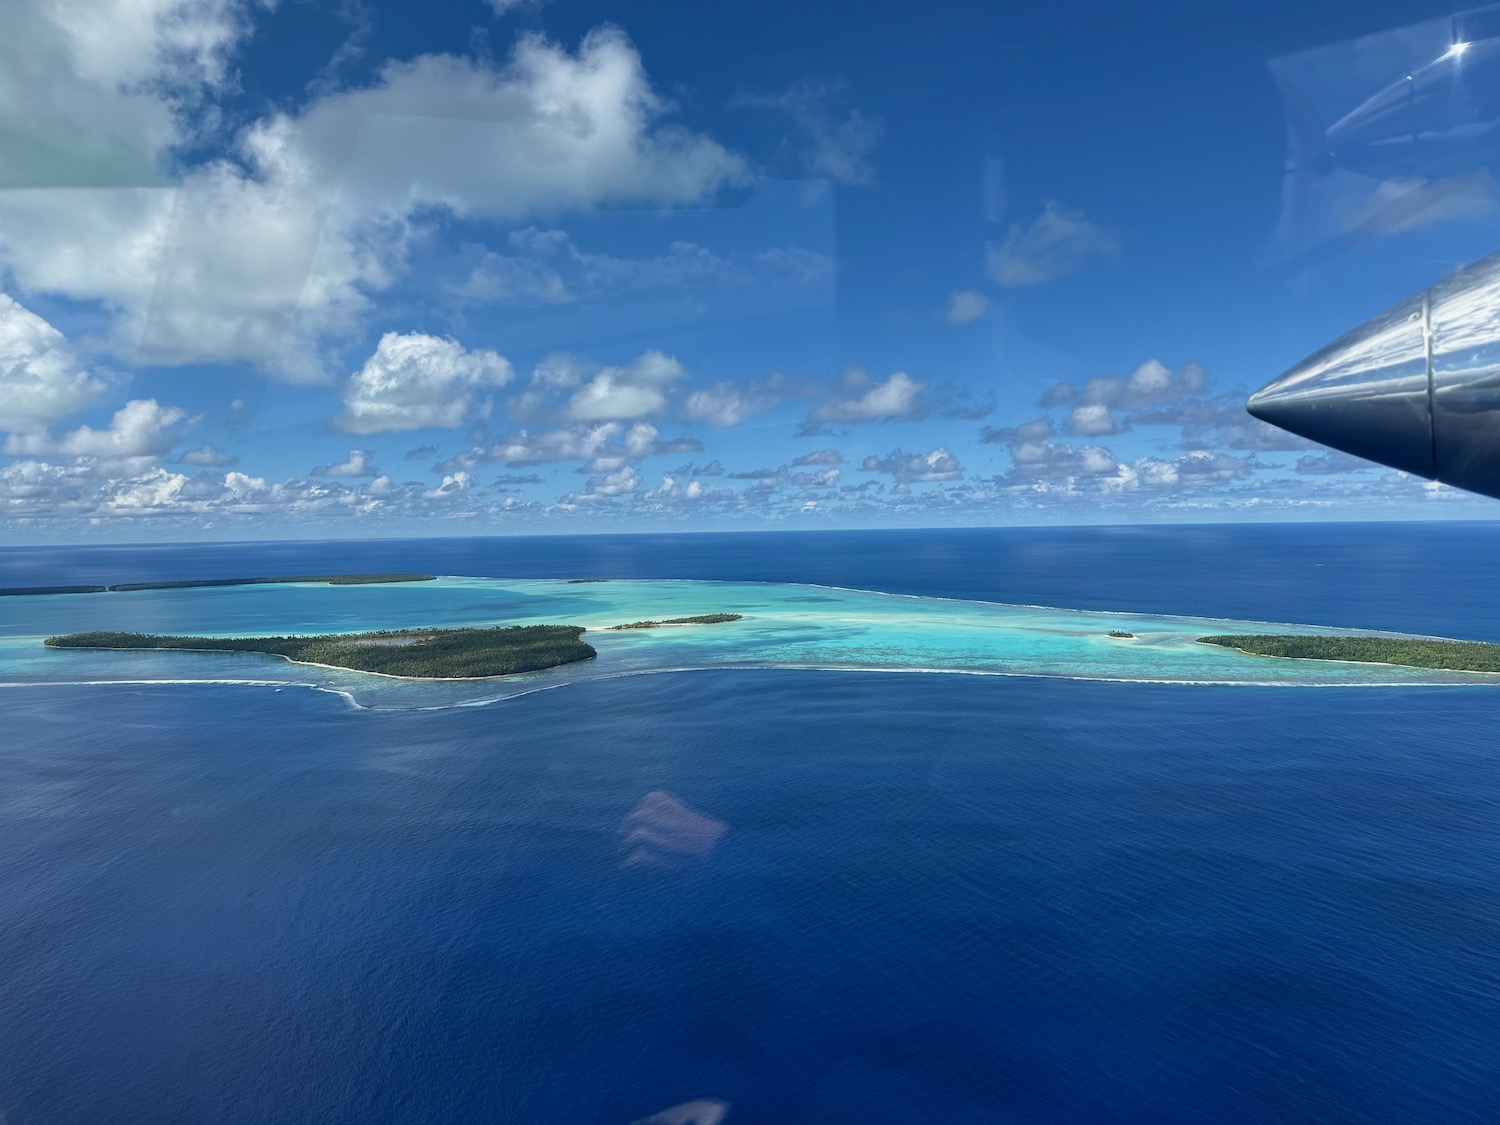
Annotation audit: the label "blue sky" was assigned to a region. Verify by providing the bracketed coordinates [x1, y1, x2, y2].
[3, 0, 1497, 541]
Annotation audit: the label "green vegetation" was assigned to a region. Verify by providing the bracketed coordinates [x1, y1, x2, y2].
[566, 578, 610, 583]
[107, 573, 435, 592]
[607, 613, 744, 630]
[2, 575, 436, 596]
[1197, 634, 1500, 674]
[0, 585, 108, 596]
[45, 625, 594, 679]
[1107, 630, 1135, 639]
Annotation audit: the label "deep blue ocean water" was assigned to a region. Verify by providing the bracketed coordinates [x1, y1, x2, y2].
[3, 524, 1499, 1123]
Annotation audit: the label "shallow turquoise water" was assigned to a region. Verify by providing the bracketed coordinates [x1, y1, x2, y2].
[2, 576, 1494, 708]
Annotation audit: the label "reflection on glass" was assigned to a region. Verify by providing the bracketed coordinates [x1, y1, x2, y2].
[631, 1099, 730, 1125]
[621, 791, 730, 870]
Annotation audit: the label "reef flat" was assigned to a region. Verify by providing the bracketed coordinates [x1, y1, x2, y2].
[7, 576, 1500, 708]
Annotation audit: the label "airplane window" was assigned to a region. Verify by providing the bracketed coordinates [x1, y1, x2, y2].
[3, 1, 1499, 1121]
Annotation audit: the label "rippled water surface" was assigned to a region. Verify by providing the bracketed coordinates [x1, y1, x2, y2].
[2, 525, 1499, 1123]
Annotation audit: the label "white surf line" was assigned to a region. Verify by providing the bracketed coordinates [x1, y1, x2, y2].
[304, 661, 1500, 712]
[22, 573, 1449, 646]
[3, 658, 1491, 720]
[16, 569, 1455, 642]
[0, 677, 364, 709]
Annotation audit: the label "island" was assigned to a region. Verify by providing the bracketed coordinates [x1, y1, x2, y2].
[607, 614, 743, 631]
[1197, 634, 1500, 674]
[106, 573, 435, 592]
[44, 624, 594, 679]
[566, 578, 611, 584]
[1107, 630, 1135, 639]
[0, 574, 436, 597]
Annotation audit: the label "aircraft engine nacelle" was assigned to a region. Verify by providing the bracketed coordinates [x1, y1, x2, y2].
[1250, 249, 1500, 499]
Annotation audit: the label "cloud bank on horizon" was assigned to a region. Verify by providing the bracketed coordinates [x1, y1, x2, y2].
[0, 0, 1493, 540]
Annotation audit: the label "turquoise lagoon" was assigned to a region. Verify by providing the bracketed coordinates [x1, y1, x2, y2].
[2, 576, 1496, 707]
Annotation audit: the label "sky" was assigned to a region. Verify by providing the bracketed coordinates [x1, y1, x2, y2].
[4, 0, 1500, 542]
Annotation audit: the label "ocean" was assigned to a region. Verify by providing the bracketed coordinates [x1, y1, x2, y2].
[2, 524, 1498, 1123]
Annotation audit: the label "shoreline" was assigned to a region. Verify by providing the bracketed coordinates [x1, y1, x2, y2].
[40, 640, 1500, 689]
[44, 642, 596, 682]
[1192, 639, 1500, 677]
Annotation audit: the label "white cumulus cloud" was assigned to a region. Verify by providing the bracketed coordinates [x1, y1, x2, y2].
[804, 370, 926, 429]
[426, 471, 477, 498]
[1046, 359, 1206, 411]
[0, 26, 748, 380]
[565, 350, 687, 421]
[1065, 402, 1129, 437]
[4, 398, 190, 458]
[312, 448, 380, 478]
[861, 447, 964, 483]
[0, 294, 108, 431]
[436, 419, 698, 471]
[584, 465, 640, 496]
[96, 466, 189, 511]
[0, 0, 252, 189]
[338, 332, 513, 434]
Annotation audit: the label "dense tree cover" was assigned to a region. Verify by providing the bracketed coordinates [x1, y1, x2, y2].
[0, 585, 108, 596]
[607, 614, 743, 630]
[1107, 631, 1135, 638]
[1198, 634, 1500, 673]
[106, 574, 435, 592]
[45, 625, 594, 678]
[2, 576, 433, 596]
[566, 579, 611, 583]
